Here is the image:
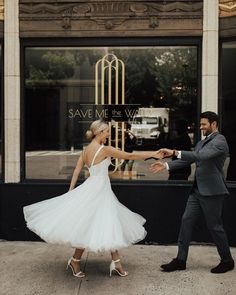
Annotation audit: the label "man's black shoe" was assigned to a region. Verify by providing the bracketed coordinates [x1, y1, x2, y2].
[211, 260, 234, 273]
[160, 258, 186, 272]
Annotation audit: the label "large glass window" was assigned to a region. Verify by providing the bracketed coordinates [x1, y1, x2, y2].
[24, 45, 199, 181]
[221, 41, 236, 181]
[0, 44, 2, 180]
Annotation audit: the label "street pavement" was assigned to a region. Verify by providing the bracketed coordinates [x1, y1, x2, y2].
[0, 241, 235, 295]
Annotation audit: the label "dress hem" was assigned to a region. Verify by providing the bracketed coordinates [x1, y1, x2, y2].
[26, 224, 147, 253]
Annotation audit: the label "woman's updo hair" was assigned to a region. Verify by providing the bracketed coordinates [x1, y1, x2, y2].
[85, 119, 108, 141]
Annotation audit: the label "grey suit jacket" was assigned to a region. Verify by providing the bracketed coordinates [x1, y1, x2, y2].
[168, 132, 229, 196]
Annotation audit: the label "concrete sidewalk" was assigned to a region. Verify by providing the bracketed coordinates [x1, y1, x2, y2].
[0, 241, 235, 295]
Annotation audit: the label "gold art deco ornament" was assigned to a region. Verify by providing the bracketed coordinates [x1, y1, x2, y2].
[95, 53, 126, 172]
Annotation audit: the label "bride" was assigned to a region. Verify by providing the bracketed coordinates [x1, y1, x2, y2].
[24, 119, 162, 278]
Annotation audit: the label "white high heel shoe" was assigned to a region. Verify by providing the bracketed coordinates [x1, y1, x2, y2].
[109, 259, 128, 277]
[67, 257, 85, 278]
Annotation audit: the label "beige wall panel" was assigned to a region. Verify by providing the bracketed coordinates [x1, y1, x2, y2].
[19, 1, 203, 37]
[20, 18, 203, 37]
[220, 16, 236, 37]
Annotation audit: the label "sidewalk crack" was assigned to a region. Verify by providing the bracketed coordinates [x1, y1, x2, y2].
[76, 252, 89, 295]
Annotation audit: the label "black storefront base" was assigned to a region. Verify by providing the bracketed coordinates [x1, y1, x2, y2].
[0, 182, 236, 246]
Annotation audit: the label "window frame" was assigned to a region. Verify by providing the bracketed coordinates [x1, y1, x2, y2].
[0, 41, 3, 182]
[20, 37, 202, 184]
[219, 37, 236, 184]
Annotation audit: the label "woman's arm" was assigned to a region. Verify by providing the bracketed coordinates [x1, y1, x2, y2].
[69, 155, 84, 191]
[103, 146, 162, 161]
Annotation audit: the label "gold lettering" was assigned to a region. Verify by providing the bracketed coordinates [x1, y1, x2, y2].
[95, 109, 108, 119]
[105, 109, 108, 118]
[74, 109, 82, 118]
[112, 109, 121, 117]
[125, 109, 138, 119]
[88, 109, 92, 118]
[80, 109, 92, 118]
[68, 108, 74, 118]
[69, 108, 93, 119]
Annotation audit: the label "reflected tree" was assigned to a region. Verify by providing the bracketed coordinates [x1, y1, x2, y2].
[111, 48, 197, 111]
[26, 51, 75, 85]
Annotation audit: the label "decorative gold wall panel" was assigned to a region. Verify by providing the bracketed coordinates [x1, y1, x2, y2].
[95, 53, 125, 172]
[19, 1, 203, 37]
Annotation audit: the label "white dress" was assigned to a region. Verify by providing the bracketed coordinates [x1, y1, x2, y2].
[23, 145, 147, 252]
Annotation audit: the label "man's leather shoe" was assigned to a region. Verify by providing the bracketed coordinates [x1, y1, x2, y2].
[160, 258, 186, 272]
[211, 260, 234, 273]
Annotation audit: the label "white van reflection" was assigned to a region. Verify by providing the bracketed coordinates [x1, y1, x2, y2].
[131, 116, 162, 145]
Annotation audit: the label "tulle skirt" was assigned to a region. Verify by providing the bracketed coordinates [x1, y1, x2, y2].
[23, 175, 147, 252]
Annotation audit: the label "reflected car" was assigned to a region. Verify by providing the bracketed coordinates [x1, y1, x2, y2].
[131, 116, 161, 142]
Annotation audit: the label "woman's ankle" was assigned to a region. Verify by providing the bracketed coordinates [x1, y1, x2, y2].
[71, 260, 81, 272]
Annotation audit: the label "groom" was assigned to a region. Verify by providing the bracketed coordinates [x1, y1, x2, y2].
[150, 111, 234, 273]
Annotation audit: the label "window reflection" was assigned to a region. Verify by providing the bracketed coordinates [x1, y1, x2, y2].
[0, 44, 2, 180]
[24, 46, 198, 181]
[222, 41, 236, 181]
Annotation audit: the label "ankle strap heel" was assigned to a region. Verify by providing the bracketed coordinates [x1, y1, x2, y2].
[109, 259, 128, 277]
[71, 257, 81, 262]
[67, 257, 85, 278]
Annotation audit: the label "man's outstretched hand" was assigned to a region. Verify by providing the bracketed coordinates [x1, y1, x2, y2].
[149, 161, 166, 173]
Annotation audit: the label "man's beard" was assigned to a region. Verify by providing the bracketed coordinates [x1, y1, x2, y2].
[204, 128, 212, 136]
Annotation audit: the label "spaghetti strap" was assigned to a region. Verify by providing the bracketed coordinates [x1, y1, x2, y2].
[90, 145, 104, 167]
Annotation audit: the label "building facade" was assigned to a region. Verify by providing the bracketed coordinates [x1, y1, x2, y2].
[0, 0, 236, 244]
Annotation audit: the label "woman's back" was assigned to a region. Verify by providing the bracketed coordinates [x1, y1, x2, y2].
[83, 142, 107, 168]
[83, 144, 110, 177]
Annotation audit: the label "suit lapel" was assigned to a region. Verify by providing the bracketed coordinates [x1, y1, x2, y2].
[202, 132, 219, 148]
[195, 132, 219, 151]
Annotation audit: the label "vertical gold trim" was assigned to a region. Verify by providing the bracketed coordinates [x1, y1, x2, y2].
[115, 59, 119, 104]
[121, 60, 125, 104]
[108, 122, 112, 147]
[121, 122, 125, 152]
[108, 63, 112, 104]
[115, 122, 119, 150]
[95, 61, 99, 104]
[101, 57, 105, 105]
[95, 53, 126, 172]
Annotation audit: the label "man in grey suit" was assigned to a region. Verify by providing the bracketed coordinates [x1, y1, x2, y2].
[150, 111, 234, 273]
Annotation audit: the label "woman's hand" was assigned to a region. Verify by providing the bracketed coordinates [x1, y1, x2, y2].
[159, 148, 174, 158]
[155, 150, 164, 159]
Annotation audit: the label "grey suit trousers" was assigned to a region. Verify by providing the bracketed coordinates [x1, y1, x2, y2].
[177, 187, 233, 262]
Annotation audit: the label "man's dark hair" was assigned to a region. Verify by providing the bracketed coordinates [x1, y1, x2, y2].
[200, 111, 219, 126]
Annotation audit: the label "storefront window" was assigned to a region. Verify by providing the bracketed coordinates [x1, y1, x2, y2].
[0, 44, 2, 180]
[24, 45, 199, 181]
[221, 41, 236, 181]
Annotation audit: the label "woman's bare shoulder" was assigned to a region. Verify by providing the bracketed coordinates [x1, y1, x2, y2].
[102, 145, 127, 158]
[102, 145, 116, 152]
